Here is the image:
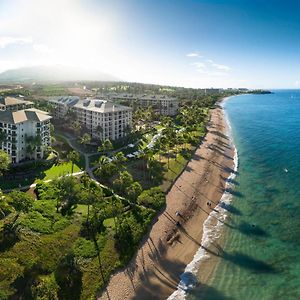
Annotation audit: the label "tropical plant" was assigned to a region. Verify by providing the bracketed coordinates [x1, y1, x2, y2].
[67, 150, 80, 174]
[80, 133, 91, 147]
[0, 150, 10, 175]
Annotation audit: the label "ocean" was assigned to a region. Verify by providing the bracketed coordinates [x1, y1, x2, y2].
[170, 90, 300, 300]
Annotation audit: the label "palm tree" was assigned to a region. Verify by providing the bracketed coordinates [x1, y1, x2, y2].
[67, 150, 80, 174]
[97, 139, 113, 155]
[80, 133, 91, 148]
[25, 134, 42, 160]
[71, 120, 82, 135]
[95, 125, 103, 139]
[103, 139, 113, 154]
[114, 151, 127, 171]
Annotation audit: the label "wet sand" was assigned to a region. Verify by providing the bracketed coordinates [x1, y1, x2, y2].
[98, 105, 234, 300]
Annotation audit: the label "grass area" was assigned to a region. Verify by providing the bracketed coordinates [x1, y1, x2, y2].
[160, 154, 188, 192]
[43, 162, 82, 180]
[0, 134, 85, 190]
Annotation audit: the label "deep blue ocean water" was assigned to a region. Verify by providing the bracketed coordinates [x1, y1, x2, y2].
[189, 90, 300, 300]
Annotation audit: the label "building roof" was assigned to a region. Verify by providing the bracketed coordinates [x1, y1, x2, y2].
[0, 109, 52, 124]
[0, 96, 33, 107]
[139, 95, 178, 101]
[50, 97, 132, 113]
[25, 108, 51, 115]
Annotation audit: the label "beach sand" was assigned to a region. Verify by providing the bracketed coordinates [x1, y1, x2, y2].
[98, 105, 234, 300]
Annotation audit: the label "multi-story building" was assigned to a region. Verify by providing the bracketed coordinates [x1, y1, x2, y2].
[49, 97, 132, 141]
[138, 95, 179, 116]
[0, 96, 34, 111]
[109, 94, 179, 116]
[0, 108, 52, 163]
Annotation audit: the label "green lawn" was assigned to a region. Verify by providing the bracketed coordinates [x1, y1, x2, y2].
[160, 154, 187, 192]
[43, 162, 82, 180]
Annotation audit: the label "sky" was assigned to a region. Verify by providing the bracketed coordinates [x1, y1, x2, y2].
[1, 0, 300, 88]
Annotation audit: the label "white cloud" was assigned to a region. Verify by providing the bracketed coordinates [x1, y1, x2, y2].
[186, 52, 202, 57]
[206, 59, 214, 63]
[0, 36, 32, 48]
[33, 44, 54, 54]
[191, 62, 206, 69]
[212, 63, 231, 71]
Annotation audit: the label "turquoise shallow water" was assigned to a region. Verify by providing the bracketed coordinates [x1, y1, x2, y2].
[189, 91, 300, 300]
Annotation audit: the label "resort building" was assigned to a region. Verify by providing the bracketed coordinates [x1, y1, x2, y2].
[49, 97, 132, 141]
[109, 93, 179, 116]
[0, 108, 52, 164]
[138, 95, 179, 116]
[0, 96, 34, 111]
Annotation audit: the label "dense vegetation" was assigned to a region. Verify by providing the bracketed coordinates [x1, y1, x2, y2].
[0, 82, 241, 299]
[0, 175, 163, 299]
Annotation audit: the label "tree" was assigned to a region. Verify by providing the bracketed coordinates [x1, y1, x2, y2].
[113, 152, 127, 170]
[52, 176, 81, 214]
[31, 274, 59, 300]
[67, 150, 80, 174]
[81, 174, 103, 224]
[126, 181, 142, 202]
[97, 138, 113, 155]
[95, 161, 118, 182]
[80, 133, 91, 148]
[0, 150, 10, 176]
[71, 120, 82, 135]
[0, 190, 13, 219]
[103, 139, 113, 154]
[137, 187, 165, 210]
[25, 134, 42, 159]
[7, 191, 34, 224]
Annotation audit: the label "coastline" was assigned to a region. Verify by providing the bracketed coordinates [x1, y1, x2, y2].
[99, 101, 235, 300]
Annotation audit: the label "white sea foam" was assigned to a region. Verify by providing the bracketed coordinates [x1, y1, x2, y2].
[167, 105, 238, 300]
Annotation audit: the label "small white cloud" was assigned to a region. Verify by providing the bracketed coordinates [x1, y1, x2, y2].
[0, 36, 33, 48]
[212, 63, 231, 71]
[186, 52, 202, 57]
[206, 59, 214, 63]
[33, 43, 53, 54]
[191, 62, 206, 69]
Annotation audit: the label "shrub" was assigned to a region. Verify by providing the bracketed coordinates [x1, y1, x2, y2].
[137, 187, 165, 210]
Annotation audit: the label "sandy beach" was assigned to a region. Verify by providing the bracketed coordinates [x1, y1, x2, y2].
[99, 104, 235, 300]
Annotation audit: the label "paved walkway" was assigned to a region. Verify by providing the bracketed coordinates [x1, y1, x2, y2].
[3, 129, 164, 193]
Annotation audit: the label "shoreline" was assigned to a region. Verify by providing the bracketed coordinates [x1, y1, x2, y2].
[99, 102, 235, 300]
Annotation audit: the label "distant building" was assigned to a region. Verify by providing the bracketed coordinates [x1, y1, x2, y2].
[110, 93, 179, 116]
[0, 108, 52, 164]
[138, 95, 179, 116]
[49, 97, 132, 141]
[0, 96, 34, 111]
[204, 88, 223, 95]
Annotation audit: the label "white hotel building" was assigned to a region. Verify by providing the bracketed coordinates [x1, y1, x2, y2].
[109, 94, 179, 116]
[49, 97, 132, 141]
[0, 108, 52, 164]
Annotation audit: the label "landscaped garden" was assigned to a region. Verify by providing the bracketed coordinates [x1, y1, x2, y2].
[0, 88, 237, 299]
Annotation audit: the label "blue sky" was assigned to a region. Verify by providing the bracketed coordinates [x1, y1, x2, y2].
[1, 0, 300, 88]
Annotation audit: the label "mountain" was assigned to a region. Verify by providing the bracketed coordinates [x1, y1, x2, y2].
[0, 65, 119, 83]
